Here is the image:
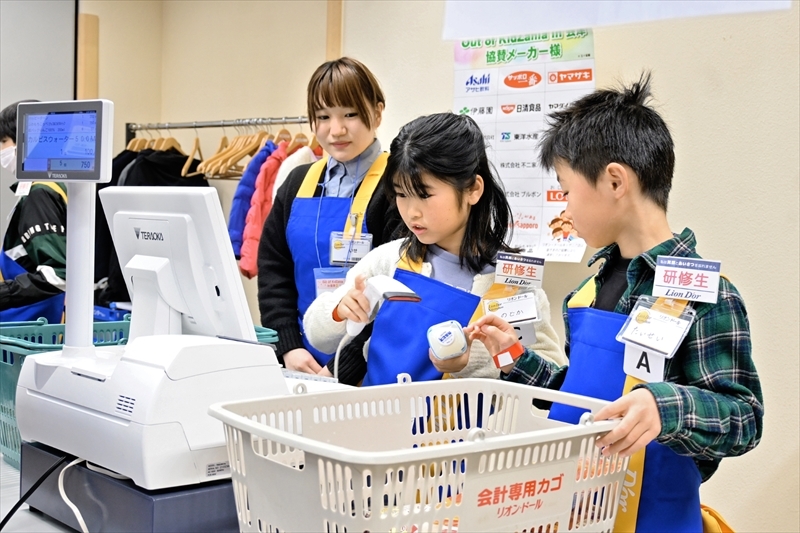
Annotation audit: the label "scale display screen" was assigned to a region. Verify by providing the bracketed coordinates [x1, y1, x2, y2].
[22, 111, 97, 172]
[16, 99, 112, 183]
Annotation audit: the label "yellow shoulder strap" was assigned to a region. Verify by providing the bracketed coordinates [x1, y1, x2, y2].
[567, 276, 597, 308]
[296, 153, 389, 241]
[32, 182, 68, 204]
[615, 294, 689, 533]
[297, 158, 329, 198]
[343, 152, 389, 239]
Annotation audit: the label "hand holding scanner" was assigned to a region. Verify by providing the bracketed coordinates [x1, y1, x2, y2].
[345, 275, 421, 336]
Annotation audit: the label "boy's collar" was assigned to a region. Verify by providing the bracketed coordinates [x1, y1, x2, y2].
[588, 228, 698, 272]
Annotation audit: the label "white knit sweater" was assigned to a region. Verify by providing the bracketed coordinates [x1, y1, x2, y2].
[303, 239, 566, 379]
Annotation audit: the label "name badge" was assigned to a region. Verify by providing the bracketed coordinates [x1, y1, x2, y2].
[329, 231, 372, 266]
[622, 344, 665, 383]
[483, 292, 539, 323]
[616, 295, 695, 359]
[495, 252, 545, 288]
[15, 182, 32, 197]
[313, 267, 348, 298]
[653, 255, 721, 304]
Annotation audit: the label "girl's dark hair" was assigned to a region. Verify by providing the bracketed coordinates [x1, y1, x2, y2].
[307, 57, 385, 130]
[382, 112, 517, 274]
[0, 100, 39, 143]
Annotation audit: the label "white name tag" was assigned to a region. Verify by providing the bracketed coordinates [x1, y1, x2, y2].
[15, 181, 32, 197]
[329, 231, 372, 265]
[495, 252, 545, 288]
[617, 304, 692, 358]
[653, 255, 721, 304]
[483, 292, 539, 323]
[622, 344, 665, 383]
[313, 267, 348, 297]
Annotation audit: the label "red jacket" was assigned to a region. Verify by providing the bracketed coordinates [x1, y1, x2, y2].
[240, 142, 289, 278]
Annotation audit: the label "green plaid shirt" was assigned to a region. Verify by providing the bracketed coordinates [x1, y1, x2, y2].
[503, 228, 764, 481]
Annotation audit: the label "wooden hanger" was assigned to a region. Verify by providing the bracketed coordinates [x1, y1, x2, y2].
[309, 135, 320, 151]
[181, 136, 203, 177]
[286, 132, 309, 155]
[218, 130, 266, 175]
[205, 132, 249, 176]
[126, 135, 141, 151]
[158, 136, 186, 155]
[196, 134, 230, 174]
[273, 128, 292, 144]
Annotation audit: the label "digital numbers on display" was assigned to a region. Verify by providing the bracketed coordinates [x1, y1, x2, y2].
[23, 111, 97, 172]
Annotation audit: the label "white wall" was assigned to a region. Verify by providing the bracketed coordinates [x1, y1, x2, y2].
[79, 0, 163, 157]
[343, 1, 799, 531]
[0, 0, 76, 236]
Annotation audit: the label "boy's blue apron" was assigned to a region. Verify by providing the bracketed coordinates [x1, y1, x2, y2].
[0, 183, 66, 324]
[548, 277, 702, 533]
[287, 153, 388, 366]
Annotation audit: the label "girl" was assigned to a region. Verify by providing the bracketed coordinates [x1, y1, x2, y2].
[303, 112, 563, 385]
[258, 57, 403, 375]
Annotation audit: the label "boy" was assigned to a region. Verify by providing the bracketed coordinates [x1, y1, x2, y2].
[448, 74, 763, 532]
[0, 100, 68, 323]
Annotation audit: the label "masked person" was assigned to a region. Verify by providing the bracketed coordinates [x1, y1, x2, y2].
[0, 100, 67, 323]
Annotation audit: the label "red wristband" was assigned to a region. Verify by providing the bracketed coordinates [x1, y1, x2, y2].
[492, 341, 524, 368]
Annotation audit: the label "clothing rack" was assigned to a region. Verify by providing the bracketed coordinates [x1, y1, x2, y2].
[124, 116, 309, 145]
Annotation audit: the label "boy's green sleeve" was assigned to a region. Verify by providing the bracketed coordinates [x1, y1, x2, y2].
[636, 284, 763, 479]
[500, 347, 569, 391]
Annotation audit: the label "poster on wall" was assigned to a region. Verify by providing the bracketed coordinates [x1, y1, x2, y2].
[454, 30, 594, 262]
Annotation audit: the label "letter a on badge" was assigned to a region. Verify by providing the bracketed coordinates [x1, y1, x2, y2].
[636, 351, 650, 372]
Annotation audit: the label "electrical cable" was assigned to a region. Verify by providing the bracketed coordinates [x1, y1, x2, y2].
[0, 454, 69, 531]
[58, 458, 89, 533]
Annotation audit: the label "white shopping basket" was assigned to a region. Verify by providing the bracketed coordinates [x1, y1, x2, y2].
[209, 377, 629, 533]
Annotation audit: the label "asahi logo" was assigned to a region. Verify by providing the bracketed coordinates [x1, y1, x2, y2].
[48, 172, 68, 179]
[134, 227, 164, 241]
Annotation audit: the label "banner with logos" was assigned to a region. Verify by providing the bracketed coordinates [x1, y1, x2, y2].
[454, 30, 594, 262]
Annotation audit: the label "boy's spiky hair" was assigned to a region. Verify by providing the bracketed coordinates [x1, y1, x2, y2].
[539, 72, 674, 210]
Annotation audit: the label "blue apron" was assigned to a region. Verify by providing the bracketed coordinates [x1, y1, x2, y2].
[0, 247, 65, 324]
[362, 267, 481, 387]
[286, 154, 388, 366]
[548, 281, 703, 532]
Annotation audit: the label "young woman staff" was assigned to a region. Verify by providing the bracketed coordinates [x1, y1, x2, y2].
[258, 57, 402, 374]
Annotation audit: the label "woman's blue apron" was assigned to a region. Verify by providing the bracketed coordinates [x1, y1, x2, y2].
[362, 267, 481, 386]
[286, 154, 388, 366]
[548, 278, 702, 533]
[0, 247, 65, 324]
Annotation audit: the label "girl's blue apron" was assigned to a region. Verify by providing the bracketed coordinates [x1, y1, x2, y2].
[0, 248, 65, 324]
[362, 267, 481, 386]
[548, 278, 702, 533]
[287, 154, 388, 366]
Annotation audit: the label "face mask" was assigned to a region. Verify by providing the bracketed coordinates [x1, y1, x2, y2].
[0, 146, 16, 175]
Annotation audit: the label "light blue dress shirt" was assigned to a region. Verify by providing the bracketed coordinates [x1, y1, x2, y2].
[323, 139, 382, 198]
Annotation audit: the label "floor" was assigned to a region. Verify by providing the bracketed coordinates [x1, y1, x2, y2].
[0, 455, 72, 533]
